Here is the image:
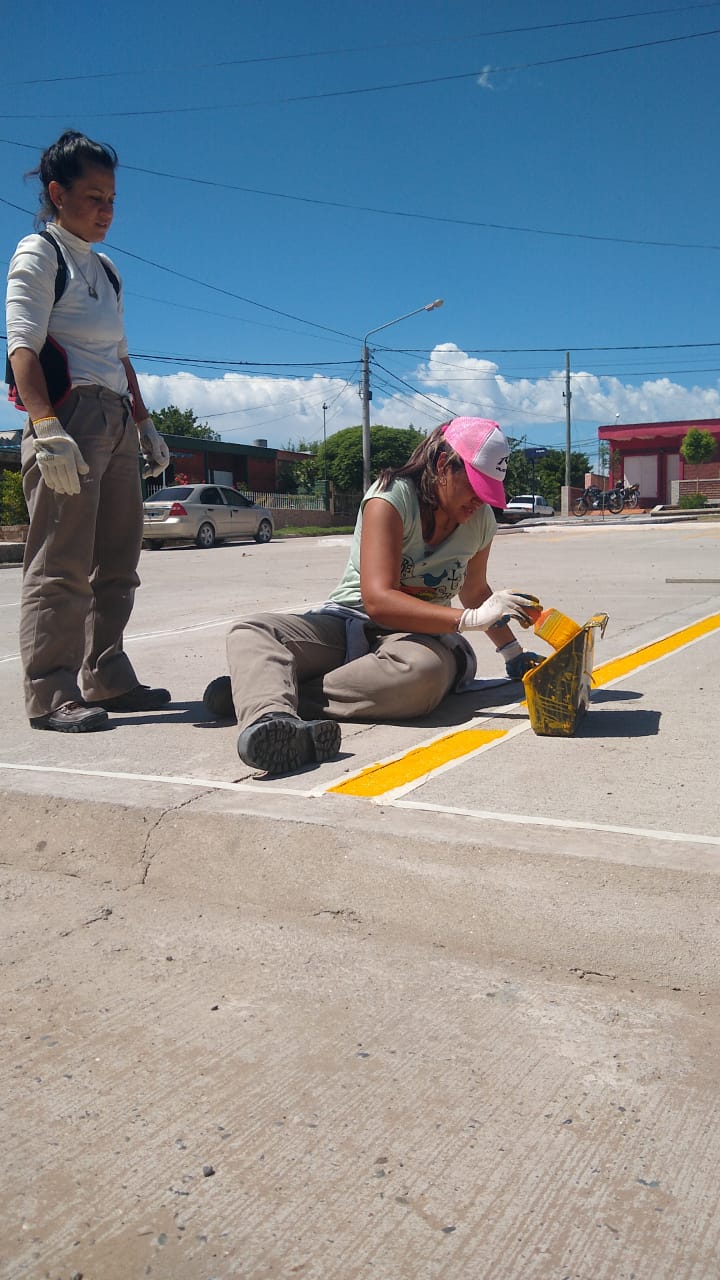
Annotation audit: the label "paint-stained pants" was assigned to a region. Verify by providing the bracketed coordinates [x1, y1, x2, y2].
[20, 386, 144, 720]
[226, 610, 458, 732]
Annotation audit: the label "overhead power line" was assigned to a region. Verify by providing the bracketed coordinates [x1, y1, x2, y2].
[3, 139, 720, 254]
[0, 192, 360, 345]
[1, 26, 719, 119]
[4, 3, 718, 85]
[388, 341, 720, 353]
[128, 354, 357, 369]
[121, 164, 720, 254]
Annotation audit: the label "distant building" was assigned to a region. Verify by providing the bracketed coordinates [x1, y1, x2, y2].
[598, 417, 720, 506]
[154, 433, 309, 494]
[0, 426, 310, 495]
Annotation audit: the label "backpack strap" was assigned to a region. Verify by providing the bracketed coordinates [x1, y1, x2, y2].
[39, 228, 68, 304]
[5, 233, 120, 409]
[6, 231, 68, 408]
[41, 230, 120, 300]
[96, 253, 120, 298]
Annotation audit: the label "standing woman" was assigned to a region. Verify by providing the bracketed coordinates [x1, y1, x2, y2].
[6, 130, 172, 731]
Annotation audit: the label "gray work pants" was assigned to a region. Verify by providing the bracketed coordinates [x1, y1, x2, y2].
[20, 386, 144, 720]
[226, 611, 459, 732]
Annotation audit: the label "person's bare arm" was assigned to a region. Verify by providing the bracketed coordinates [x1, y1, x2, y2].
[359, 498, 463, 633]
[121, 357, 149, 421]
[8, 348, 54, 423]
[459, 544, 517, 649]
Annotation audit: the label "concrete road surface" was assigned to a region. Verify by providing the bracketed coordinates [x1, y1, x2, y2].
[1, 517, 719, 1279]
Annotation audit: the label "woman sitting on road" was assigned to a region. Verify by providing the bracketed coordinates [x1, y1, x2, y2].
[205, 417, 541, 775]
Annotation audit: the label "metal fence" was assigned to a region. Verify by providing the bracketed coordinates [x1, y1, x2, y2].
[243, 491, 326, 510]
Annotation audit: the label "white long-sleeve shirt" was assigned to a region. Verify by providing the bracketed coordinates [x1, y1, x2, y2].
[6, 221, 130, 397]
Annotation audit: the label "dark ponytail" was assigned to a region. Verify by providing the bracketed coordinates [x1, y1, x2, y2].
[28, 130, 118, 225]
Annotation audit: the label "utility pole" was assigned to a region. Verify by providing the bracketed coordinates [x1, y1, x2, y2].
[563, 351, 572, 489]
[359, 299, 444, 494]
[322, 402, 329, 510]
[360, 344, 371, 495]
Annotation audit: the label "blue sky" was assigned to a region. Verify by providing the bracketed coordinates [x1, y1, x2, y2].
[2, 0, 720, 464]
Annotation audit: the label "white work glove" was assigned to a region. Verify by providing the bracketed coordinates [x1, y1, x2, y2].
[497, 638, 543, 679]
[457, 590, 541, 633]
[137, 417, 170, 478]
[32, 416, 89, 495]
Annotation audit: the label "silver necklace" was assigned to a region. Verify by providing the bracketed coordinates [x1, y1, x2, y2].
[60, 240, 101, 299]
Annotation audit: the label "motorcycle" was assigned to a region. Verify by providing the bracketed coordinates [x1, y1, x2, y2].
[573, 485, 625, 516]
[615, 480, 640, 508]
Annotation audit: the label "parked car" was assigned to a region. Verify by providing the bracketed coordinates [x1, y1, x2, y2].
[142, 484, 274, 549]
[504, 493, 555, 520]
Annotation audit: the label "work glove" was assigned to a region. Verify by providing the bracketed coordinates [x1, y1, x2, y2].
[32, 415, 89, 495]
[137, 417, 170, 478]
[457, 590, 541, 633]
[498, 639, 543, 679]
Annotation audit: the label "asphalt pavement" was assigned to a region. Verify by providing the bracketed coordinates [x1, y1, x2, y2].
[2, 515, 719, 1279]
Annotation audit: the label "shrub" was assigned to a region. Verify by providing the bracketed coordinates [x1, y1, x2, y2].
[678, 492, 707, 509]
[680, 429, 716, 465]
[0, 470, 28, 525]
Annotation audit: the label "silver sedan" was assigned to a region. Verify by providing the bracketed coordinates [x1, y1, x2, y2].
[143, 484, 274, 549]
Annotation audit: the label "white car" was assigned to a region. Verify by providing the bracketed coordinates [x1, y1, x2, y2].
[504, 493, 555, 519]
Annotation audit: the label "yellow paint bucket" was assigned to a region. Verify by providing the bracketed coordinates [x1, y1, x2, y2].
[523, 613, 609, 736]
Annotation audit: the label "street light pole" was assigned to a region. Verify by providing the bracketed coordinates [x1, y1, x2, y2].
[360, 298, 444, 494]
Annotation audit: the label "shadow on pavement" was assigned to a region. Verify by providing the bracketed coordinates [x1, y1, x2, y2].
[577, 708, 661, 737]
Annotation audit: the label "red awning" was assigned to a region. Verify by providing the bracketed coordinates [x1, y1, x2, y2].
[598, 421, 720, 448]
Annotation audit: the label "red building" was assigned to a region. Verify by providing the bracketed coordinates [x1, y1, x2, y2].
[157, 434, 309, 495]
[597, 417, 720, 507]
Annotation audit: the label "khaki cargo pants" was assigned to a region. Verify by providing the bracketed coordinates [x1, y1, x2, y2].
[20, 386, 143, 720]
[227, 610, 459, 732]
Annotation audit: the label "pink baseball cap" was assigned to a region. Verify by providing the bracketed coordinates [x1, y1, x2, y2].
[442, 417, 509, 507]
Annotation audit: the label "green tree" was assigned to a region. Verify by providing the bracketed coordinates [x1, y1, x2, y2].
[680, 427, 716, 465]
[504, 441, 590, 510]
[150, 405, 220, 441]
[323, 424, 425, 492]
[0, 469, 28, 525]
[278, 439, 319, 494]
[680, 427, 717, 495]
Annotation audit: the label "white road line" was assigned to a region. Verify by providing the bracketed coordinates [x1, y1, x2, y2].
[0, 761, 314, 798]
[391, 799, 720, 848]
[0, 598, 325, 662]
[1, 762, 714, 850]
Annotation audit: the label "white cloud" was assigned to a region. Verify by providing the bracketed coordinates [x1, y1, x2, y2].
[413, 343, 720, 434]
[476, 66, 495, 90]
[2, 348, 712, 448]
[1, 341, 699, 450]
[137, 370, 362, 448]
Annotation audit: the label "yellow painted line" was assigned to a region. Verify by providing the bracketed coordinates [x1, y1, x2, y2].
[328, 728, 507, 798]
[330, 611, 720, 800]
[592, 612, 720, 688]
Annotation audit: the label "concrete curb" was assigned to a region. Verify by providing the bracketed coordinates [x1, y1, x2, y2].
[4, 788, 719, 994]
[0, 541, 24, 564]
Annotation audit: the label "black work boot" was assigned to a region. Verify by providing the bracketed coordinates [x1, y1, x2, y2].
[203, 676, 235, 720]
[86, 685, 171, 712]
[237, 712, 341, 775]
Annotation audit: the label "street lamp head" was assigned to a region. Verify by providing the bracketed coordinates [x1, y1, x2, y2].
[425, 298, 444, 311]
